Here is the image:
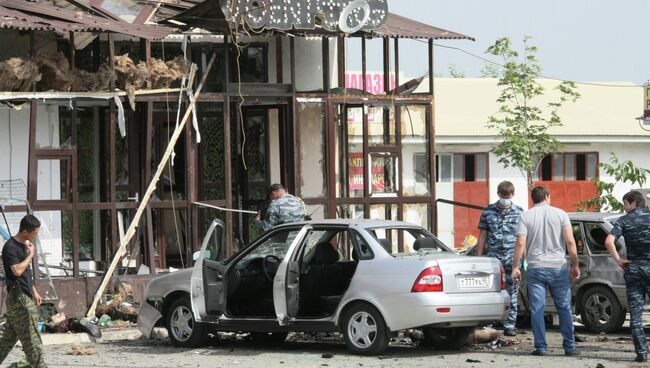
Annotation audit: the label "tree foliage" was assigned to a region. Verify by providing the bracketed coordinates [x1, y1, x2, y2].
[578, 153, 650, 212]
[485, 37, 580, 189]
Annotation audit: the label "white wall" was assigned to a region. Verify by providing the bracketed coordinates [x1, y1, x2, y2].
[486, 151, 529, 208]
[595, 142, 650, 202]
[0, 104, 64, 274]
[435, 141, 650, 237]
[293, 37, 338, 92]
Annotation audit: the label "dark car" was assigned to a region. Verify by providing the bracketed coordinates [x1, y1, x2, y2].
[466, 212, 629, 333]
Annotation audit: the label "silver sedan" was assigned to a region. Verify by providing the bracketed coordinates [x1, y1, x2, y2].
[138, 219, 509, 355]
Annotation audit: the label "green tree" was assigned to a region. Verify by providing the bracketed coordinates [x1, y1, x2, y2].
[448, 63, 465, 78]
[578, 153, 650, 212]
[480, 63, 500, 78]
[486, 37, 580, 189]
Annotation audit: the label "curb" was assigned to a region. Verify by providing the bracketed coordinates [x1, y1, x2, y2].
[39, 328, 143, 346]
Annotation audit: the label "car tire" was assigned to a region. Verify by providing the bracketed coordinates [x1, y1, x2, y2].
[420, 327, 474, 350]
[166, 297, 208, 347]
[250, 332, 289, 343]
[580, 285, 625, 333]
[342, 303, 389, 355]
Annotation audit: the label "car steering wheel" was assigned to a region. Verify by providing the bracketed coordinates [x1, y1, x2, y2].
[262, 255, 281, 281]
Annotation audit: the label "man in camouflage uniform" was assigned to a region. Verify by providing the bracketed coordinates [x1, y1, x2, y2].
[0, 215, 47, 367]
[256, 183, 306, 232]
[476, 181, 523, 336]
[605, 190, 650, 363]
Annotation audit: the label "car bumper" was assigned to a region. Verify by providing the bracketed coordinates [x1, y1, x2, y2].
[137, 301, 163, 339]
[374, 290, 510, 331]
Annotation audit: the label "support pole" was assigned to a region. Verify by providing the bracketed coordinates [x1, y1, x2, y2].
[84, 54, 215, 319]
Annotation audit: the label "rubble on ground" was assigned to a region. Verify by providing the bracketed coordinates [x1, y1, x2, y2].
[68, 343, 97, 355]
[18, 280, 141, 334]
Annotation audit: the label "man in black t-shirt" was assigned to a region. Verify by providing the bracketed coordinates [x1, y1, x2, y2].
[0, 214, 47, 367]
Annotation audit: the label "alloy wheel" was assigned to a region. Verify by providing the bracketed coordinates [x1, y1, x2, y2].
[347, 311, 378, 349]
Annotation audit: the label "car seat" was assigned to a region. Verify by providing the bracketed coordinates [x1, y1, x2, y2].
[300, 242, 343, 314]
[413, 237, 437, 251]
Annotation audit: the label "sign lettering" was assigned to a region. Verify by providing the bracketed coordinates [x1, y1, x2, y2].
[230, 0, 387, 32]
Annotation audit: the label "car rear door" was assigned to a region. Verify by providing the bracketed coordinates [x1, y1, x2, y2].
[190, 219, 226, 321]
[273, 225, 311, 325]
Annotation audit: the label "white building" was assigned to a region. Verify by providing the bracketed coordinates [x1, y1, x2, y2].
[432, 78, 650, 247]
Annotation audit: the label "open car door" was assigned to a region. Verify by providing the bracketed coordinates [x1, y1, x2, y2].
[190, 219, 226, 321]
[273, 225, 311, 325]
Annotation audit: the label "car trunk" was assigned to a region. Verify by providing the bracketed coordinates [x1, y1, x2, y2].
[435, 255, 502, 294]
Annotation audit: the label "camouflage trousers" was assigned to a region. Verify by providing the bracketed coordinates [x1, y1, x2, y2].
[0, 293, 47, 367]
[503, 264, 520, 330]
[624, 262, 650, 355]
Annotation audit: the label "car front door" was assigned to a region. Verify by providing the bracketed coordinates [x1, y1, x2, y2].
[273, 225, 311, 325]
[190, 219, 226, 321]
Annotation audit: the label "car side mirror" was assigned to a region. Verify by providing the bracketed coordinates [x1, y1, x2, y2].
[193, 251, 201, 261]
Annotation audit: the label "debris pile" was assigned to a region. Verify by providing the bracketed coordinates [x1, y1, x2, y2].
[0, 57, 41, 92]
[93, 281, 140, 326]
[0, 280, 142, 335]
[0, 53, 190, 108]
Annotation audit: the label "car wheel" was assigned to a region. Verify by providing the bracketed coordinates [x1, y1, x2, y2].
[166, 297, 208, 347]
[580, 286, 625, 333]
[250, 332, 289, 343]
[342, 303, 389, 355]
[420, 327, 474, 350]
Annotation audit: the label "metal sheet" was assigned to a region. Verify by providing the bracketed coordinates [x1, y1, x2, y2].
[0, 0, 175, 40]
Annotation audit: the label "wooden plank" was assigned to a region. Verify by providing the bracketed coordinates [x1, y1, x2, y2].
[224, 96, 233, 257]
[85, 54, 215, 318]
[0, 88, 185, 100]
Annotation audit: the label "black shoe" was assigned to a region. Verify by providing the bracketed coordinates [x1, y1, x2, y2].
[565, 350, 580, 356]
[635, 354, 648, 362]
[531, 350, 546, 356]
[504, 328, 517, 337]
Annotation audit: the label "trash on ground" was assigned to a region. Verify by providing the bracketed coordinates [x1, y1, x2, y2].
[68, 344, 97, 355]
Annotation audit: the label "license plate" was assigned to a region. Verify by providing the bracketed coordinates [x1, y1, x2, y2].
[457, 276, 490, 289]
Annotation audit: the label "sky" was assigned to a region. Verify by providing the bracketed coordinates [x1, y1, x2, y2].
[385, 0, 649, 84]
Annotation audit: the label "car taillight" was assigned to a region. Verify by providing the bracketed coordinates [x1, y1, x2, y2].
[500, 264, 506, 290]
[411, 266, 443, 292]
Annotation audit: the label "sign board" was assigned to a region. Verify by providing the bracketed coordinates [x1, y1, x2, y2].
[348, 153, 385, 192]
[345, 72, 397, 95]
[228, 0, 387, 33]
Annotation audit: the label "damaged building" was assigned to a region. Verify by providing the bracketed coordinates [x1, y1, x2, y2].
[0, 0, 472, 316]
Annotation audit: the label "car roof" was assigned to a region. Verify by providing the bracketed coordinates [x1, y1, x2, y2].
[567, 212, 623, 223]
[273, 218, 424, 229]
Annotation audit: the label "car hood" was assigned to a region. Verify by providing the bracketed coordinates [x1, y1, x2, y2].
[146, 268, 192, 298]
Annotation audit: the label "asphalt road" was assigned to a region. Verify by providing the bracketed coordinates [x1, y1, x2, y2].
[0, 325, 645, 368]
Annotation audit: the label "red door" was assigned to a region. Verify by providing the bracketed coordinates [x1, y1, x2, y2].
[453, 181, 489, 248]
[452, 153, 489, 248]
[533, 181, 597, 212]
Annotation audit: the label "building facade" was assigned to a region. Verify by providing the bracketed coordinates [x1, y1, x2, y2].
[0, 0, 472, 313]
[431, 78, 650, 247]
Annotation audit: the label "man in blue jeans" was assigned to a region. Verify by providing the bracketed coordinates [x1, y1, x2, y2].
[512, 186, 581, 356]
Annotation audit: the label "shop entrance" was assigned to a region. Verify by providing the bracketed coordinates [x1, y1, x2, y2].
[231, 103, 291, 245]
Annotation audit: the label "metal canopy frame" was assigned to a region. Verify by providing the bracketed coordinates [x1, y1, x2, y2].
[0, 0, 457, 277]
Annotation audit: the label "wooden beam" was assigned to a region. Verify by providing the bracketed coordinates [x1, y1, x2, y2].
[394, 38, 400, 90]
[71, 103, 80, 277]
[383, 37, 390, 94]
[428, 39, 434, 95]
[224, 95, 233, 257]
[361, 38, 367, 93]
[290, 37, 296, 92]
[275, 36, 283, 83]
[85, 55, 214, 319]
[337, 36, 345, 88]
[145, 101, 155, 273]
[322, 37, 330, 92]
